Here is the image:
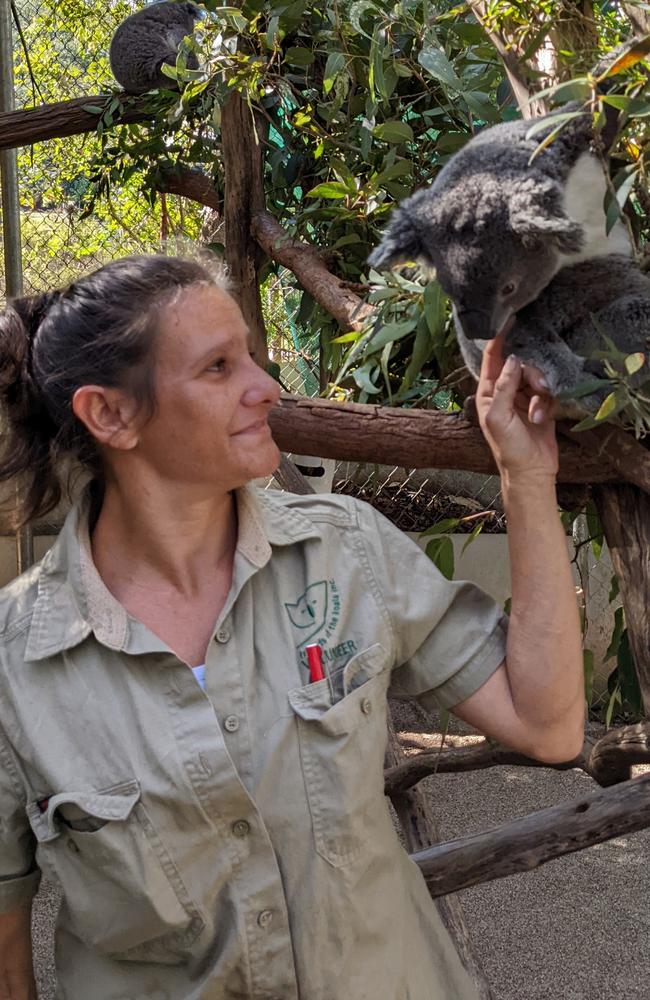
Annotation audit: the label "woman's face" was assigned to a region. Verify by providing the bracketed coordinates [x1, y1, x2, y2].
[132, 282, 281, 492]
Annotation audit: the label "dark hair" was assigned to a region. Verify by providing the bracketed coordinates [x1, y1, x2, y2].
[0, 253, 227, 528]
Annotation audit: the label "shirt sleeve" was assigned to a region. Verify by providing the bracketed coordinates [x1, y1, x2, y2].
[356, 500, 508, 711]
[0, 729, 40, 912]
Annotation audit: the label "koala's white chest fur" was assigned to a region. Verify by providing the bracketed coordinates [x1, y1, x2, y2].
[559, 152, 632, 266]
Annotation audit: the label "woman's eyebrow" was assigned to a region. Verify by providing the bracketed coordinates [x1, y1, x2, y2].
[194, 337, 236, 366]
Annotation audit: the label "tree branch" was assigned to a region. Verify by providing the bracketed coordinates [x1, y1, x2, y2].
[560, 423, 650, 496]
[0, 94, 151, 150]
[387, 722, 650, 795]
[252, 211, 374, 331]
[621, 3, 650, 34]
[466, 2, 547, 118]
[412, 771, 650, 897]
[269, 394, 641, 488]
[156, 168, 221, 212]
[384, 741, 590, 796]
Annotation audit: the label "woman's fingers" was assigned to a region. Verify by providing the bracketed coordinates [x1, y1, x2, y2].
[477, 332, 507, 396]
[485, 354, 523, 429]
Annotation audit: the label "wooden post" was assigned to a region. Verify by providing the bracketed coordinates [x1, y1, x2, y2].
[593, 484, 650, 714]
[220, 92, 268, 366]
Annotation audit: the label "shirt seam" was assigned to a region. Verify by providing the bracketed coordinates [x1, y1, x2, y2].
[0, 610, 33, 644]
[0, 725, 26, 804]
[433, 616, 507, 704]
[350, 505, 397, 663]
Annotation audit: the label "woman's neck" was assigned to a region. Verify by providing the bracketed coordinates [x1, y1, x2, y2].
[90, 478, 238, 600]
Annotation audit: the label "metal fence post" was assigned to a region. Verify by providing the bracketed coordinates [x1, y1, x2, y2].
[0, 0, 34, 572]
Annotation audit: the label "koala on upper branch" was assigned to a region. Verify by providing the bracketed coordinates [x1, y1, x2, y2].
[109, 1, 200, 94]
[368, 107, 650, 405]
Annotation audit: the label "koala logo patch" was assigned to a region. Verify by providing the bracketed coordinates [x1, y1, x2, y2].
[284, 582, 328, 645]
[284, 579, 342, 650]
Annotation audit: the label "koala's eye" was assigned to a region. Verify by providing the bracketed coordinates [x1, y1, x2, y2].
[501, 281, 518, 297]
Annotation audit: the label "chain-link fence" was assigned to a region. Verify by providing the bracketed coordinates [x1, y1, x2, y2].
[0, 0, 629, 720]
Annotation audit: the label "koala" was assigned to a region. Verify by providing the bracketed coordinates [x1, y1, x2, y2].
[109, 1, 200, 94]
[368, 108, 649, 405]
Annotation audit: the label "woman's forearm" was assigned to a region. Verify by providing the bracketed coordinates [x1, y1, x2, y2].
[503, 471, 585, 756]
[0, 904, 37, 1000]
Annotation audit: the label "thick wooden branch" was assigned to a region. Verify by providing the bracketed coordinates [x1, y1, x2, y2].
[252, 211, 374, 331]
[269, 394, 629, 486]
[384, 741, 589, 796]
[594, 485, 650, 715]
[221, 93, 268, 364]
[0, 94, 151, 150]
[156, 168, 221, 212]
[560, 424, 650, 495]
[589, 722, 650, 786]
[412, 771, 650, 897]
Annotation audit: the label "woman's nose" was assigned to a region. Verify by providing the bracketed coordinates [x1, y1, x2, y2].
[243, 357, 281, 406]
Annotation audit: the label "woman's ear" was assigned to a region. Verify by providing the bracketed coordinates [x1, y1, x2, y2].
[72, 385, 141, 451]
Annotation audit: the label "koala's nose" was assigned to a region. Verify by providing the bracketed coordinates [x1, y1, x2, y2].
[456, 308, 493, 341]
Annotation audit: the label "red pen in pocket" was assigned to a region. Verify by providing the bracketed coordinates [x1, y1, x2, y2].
[306, 643, 324, 683]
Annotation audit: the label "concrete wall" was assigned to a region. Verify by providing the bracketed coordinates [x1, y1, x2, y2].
[409, 532, 618, 701]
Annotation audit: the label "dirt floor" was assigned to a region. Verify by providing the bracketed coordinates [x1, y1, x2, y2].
[31, 707, 650, 1000]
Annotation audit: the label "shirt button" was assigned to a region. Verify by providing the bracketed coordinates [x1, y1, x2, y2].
[257, 909, 273, 928]
[232, 819, 250, 838]
[224, 715, 240, 733]
[215, 626, 231, 644]
[360, 697, 373, 715]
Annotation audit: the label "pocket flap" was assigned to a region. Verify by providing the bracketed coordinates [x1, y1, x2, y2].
[28, 779, 140, 843]
[288, 644, 388, 721]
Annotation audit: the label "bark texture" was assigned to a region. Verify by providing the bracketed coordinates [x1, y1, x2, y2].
[269, 394, 631, 485]
[387, 723, 650, 793]
[593, 484, 650, 716]
[252, 211, 374, 331]
[0, 94, 151, 150]
[412, 771, 650, 897]
[221, 93, 268, 364]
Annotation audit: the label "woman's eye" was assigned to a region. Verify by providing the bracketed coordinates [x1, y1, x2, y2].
[501, 281, 517, 297]
[208, 358, 226, 373]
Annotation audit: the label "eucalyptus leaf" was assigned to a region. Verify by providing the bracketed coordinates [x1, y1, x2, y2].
[425, 536, 455, 580]
[305, 181, 350, 198]
[373, 121, 414, 143]
[369, 319, 417, 351]
[418, 46, 463, 91]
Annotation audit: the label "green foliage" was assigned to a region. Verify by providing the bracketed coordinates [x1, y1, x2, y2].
[11, 0, 650, 418]
[78, 0, 515, 404]
[5, 0, 204, 297]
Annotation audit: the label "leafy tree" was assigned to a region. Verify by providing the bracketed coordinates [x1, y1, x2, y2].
[74, 0, 650, 430]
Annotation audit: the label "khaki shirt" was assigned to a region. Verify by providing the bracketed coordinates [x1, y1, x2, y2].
[0, 485, 507, 1000]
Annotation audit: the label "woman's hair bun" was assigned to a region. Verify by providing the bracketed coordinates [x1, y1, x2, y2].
[0, 290, 61, 394]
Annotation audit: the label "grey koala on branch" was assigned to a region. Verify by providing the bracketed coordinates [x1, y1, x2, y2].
[109, 1, 200, 94]
[368, 108, 650, 405]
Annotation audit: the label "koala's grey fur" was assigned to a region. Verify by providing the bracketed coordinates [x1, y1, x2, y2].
[109, 2, 199, 94]
[369, 108, 648, 406]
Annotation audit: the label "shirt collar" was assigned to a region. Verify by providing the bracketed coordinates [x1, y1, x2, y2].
[25, 483, 320, 662]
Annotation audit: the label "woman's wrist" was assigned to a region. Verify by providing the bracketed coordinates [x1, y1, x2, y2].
[500, 468, 558, 502]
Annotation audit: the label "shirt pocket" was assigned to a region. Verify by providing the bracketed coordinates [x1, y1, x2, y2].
[288, 643, 391, 868]
[26, 778, 204, 964]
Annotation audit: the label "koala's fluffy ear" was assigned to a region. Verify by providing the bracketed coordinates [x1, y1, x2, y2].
[508, 178, 584, 254]
[368, 206, 427, 269]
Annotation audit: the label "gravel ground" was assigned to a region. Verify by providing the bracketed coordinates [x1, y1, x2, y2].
[31, 708, 650, 1000]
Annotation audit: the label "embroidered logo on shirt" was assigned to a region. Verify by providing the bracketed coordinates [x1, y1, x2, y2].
[285, 579, 341, 647]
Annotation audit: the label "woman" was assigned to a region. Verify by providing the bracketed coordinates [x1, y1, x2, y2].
[0, 254, 583, 1000]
